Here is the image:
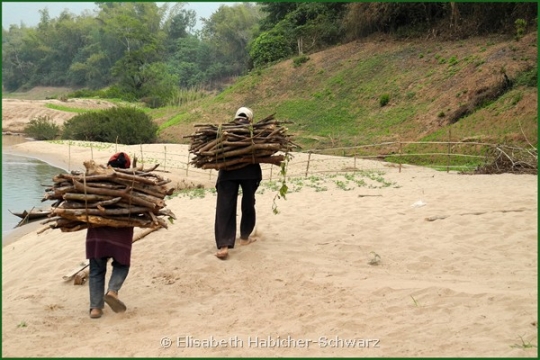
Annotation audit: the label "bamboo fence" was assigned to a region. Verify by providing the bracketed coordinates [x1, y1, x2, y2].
[62, 139, 536, 181]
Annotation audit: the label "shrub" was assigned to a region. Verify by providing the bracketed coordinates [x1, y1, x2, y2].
[62, 107, 158, 145]
[67, 88, 105, 99]
[102, 85, 138, 102]
[379, 94, 390, 107]
[249, 31, 292, 68]
[23, 116, 61, 140]
[140, 96, 166, 109]
[293, 55, 310, 68]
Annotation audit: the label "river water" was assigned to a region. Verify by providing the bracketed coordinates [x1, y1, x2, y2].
[2, 135, 65, 240]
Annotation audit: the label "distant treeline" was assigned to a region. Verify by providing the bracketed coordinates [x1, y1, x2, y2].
[2, 2, 536, 106]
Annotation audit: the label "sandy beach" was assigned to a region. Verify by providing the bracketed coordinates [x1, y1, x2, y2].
[1, 137, 537, 357]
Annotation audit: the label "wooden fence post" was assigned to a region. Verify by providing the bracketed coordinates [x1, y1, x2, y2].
[186, 152, 190, 176]
[164, 146, 167, 171]
[447, 129, 451, 173]
[68, 142, 71, 172]
[140, 144, 144, 165]
[90, 143, 93, 160]
[398, 141, 402, 173]
[305, 151, 312, 178]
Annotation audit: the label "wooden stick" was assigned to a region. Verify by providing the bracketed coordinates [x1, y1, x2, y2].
[72, 179, 163, 210]
[201, 155, 285, 170]
[132, 227, 160, 243]
[56, 213, 153, 228]
[63, 193, 115, 202]
[52, 206, 152, 217]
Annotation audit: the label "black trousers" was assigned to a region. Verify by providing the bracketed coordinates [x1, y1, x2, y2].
[214, 178, 260, 249]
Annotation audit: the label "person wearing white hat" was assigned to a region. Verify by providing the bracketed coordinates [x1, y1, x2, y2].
[233, 106, 253, 123]
[214, 107, 261, 259]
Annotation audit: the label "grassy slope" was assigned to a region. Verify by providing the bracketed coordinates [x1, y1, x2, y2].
[156, 32, 537, 159]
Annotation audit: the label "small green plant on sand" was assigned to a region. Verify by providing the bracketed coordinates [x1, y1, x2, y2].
[510, 335, 537, 349]
[272, 154, 291, 214]
[410, 295, 420, 307]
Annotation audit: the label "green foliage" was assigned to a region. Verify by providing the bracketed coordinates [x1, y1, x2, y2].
[137, 62, 179, 106]
[260, 2, 346, 52]
[2, 2, 537, 95]
[45, 104, 87, 113]
[201, 3, 261, 76]
[67, 88, 107, 99]
[293, 55, 310, 68]
[406, 92, 416, 100]
[102, 86, 138, 102]
[511, 92, 523, 106]
[514, 67, 537, 87]
[272, 154, 291, 215]
[23, 115, 61, 140]
[168, 87, 208, 107]
[140, 96, 167, 109]
[62, 107, 158, 144]
[379, 94, 390, 107]
[515, 19, 527, 41]
[249, 31, 293, 68]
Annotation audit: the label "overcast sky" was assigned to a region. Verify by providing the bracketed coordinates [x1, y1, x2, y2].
[2, 2, 233, 30]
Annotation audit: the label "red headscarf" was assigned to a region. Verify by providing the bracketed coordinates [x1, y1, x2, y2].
[107, 152, 131, 169]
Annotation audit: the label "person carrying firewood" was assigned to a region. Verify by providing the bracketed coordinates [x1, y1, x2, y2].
[214, 107, 262, 260]
[87, 152, 134, 319]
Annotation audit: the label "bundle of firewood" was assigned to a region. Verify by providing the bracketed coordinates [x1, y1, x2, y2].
[40, 160, 176, 232]
[185, 113, 300, 170]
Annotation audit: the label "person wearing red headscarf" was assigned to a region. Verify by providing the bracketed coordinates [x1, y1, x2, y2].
[87, 152, 134, 319]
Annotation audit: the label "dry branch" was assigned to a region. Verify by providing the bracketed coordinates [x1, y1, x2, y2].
[474, 144, 537, 175]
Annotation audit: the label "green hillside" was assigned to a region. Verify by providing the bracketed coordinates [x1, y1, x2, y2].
[154, 32, 537, 160]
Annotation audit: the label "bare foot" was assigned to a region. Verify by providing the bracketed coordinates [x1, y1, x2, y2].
[239, 237, 257, 246]
[216, 247, 229, 259]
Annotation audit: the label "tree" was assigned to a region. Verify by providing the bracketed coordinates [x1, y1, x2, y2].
[249, 31, 292, 67]
[163, 4, 196, 41]
[253, 2, 347, 60]
[97, 2, 168, 98]
[2, 25, 34, 90]
[259, 2, 298, 31]
[201, 3, 263, 77]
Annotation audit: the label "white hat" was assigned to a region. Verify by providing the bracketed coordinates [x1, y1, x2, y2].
[234, 107, 254, 122]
